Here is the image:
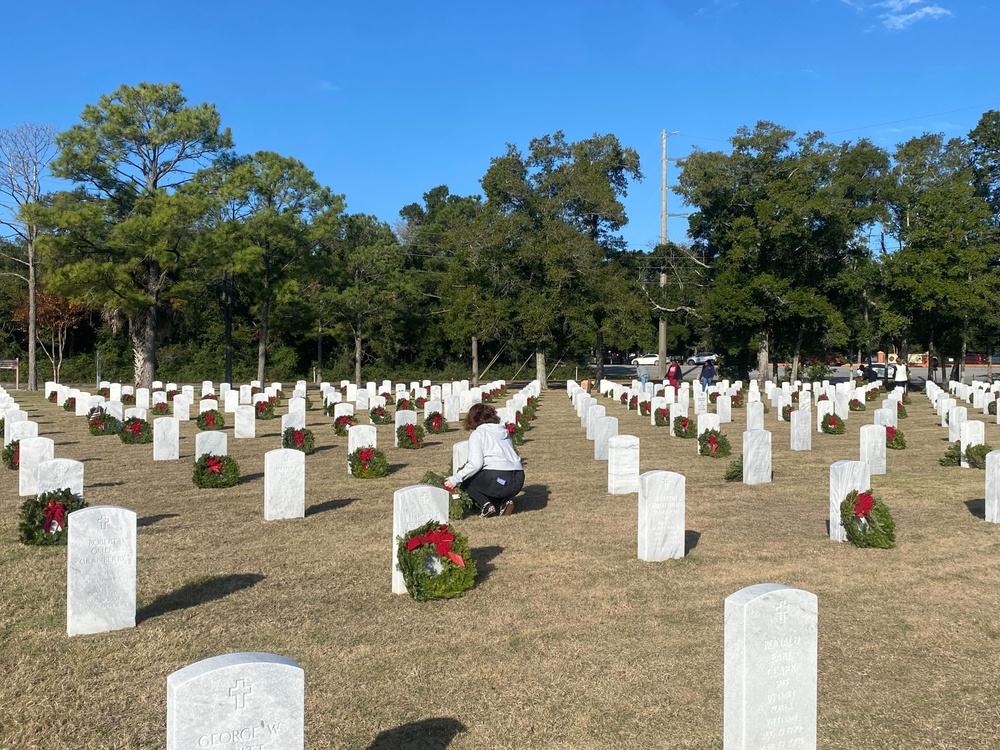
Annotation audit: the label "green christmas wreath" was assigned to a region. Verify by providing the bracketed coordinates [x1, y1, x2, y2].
[522, 397, 538, 419]
[396, 520, 477, 601]
[151, 402, 169, 415]
[397, 423, 425, 449]
[673, 415, 696, 438]
[990, 400, 997, 416]
[254, 399, 275, 420]
[782, 404, 792, 421]
[2, 439, 19, 470]
[865, 389, 878, 402]
[885, 426, 906, 450]
[19, 488, 88, 546]
[47, 391, 58, 403]
[840, 489, 895, 549]
[849, 398, 866, 411]
[966, 443, 994, 470]
[653, 408, 671, 427]
[419, 470, 475, 519]
[698, 429, 732, 458]
[505, 422, 525, 446]
[196, 409, 225, 431]
[119, 417, 153, 444]
[88, 409, 121, 436]
[334, 415, 358, 436]
[63, 397, 76, 412]
[282, 427, 316, 454]
[192, 453, 240, 488]
[940, 441, 962, 466]
[424, 412, 449, 434]
[349, 446, 389, 478]
[896, 403, 908, 419]
[369, 405, 394, 424]
[724, 457, 743, 482]
[395, 397, 411, 411]
[821, 413, 845, 435]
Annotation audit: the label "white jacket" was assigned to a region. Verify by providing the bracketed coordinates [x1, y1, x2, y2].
[448, 423, 523, 485]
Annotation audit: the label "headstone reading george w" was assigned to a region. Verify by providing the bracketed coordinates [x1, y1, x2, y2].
[724, 583, 817, 750]
[167, 652, 304, 750]
[67, 506, 136, 636]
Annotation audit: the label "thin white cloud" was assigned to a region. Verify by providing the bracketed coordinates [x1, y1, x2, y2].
[877, 0, 924, 11]
[880, 3, 951, 29]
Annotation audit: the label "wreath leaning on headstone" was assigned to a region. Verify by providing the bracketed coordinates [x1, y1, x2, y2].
[419, 471, 476, 519]
[19, 488, 88, 546]
[396, 423, 425, 449]
[282, 427, 316, 455]
[192, 453, 240, 488]
[840, 489, 895, 549]
[940, 441, 962, 466]
[63, 397, 76, 412]
[349, 446, 389, 478]
[334, 415, 357, 437]
[396, 520, 477, 601]
[724, 457, 743, 482]
[119, 417, 153, 444]
[654, 408, 671, 427]
[47, 391, 58, 403]
[424, 412, 449, 434]
[254, 400, 275, 420]
[151, 402, 169, 415]
[896, 403, 908, 420]
[369, 406, 393, 424]
[505, 422, 525, 446]
[966, 443, 994, 470]
[865, 389, 879, 402]
[781, 404, 792, 421]
[821, 414, 846, 435]
[885, 427, 906, 450]
[849, 398, 866, 411]
[698, 429, 732, 458]
[196, 409, 225, 431]
[2, 439, 19, 470]
[673, 415, 696, 439]
[88, 409, 121, 436]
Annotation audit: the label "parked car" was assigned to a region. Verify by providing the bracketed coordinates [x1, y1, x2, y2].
[966, 353, 986, 364]
[630, 353, 660, 366]
[686, 353, 718, 365]
[602, 351, 625, 365]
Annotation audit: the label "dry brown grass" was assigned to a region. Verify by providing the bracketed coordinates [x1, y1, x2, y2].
[2, 387, 1000, 749]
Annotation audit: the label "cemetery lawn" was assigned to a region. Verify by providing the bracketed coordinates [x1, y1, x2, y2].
[3, 388, 1000, 749]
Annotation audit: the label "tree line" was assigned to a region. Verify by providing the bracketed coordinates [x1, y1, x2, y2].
[1, 82, 998, 389]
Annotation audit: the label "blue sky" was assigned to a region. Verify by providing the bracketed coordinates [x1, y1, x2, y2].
[2, 0, 996, 250]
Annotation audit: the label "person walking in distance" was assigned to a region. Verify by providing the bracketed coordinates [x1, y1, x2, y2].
[699, 359, 716, 392]
[666, 359, 682, 392]
[894, 359, 908, 393]
[445, 404, 525, 517]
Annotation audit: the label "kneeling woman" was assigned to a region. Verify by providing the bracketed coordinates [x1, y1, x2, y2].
[445, 403, 525, 517]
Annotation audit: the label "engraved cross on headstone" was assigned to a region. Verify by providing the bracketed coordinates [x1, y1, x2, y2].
[775, 600, 789, 627]
[98, 515, 110, 530]
[230, 679, 251, 709]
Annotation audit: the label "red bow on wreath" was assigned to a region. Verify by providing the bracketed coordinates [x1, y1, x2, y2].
[293, 431, 305, 447]
[886, 427, 896, 442]
[681, 417, 689, 430]
[854, 492, 874, 518]
[206, 457, 224, 475]
[129, 421, 142, 437]
[359, 447, 374, 470]
[708, 434, 719, 454]
[205, 412, 215, 427]
[405, 423, 420, 447]
[506, 423, 516, 437]
[44, 499, 65, 533]
[432, 415, 442, 430]
[405, 525, 466, 568]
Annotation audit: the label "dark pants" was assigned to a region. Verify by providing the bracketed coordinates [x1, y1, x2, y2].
[461, 469, 525, 509]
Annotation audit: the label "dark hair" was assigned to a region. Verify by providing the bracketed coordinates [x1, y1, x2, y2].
[463, 403, 499, 431]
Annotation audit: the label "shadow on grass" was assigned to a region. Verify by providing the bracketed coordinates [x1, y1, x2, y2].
[239, 472, 264, 485]
[965, 498, 986, 520]
[388, 464, 408, 474]
[470, 545, 503, 584]
[365, 717, 466, 750]
[685, 530, 702, 554]
[136, 573, 264, 624]
[516, 484, 549, 513]
[55, 441, 79, 447]
[312, 444, 337, 454]
[306, 497, 358, 516]
[90, 481, 124, 488]
[137, 513, 180, 528]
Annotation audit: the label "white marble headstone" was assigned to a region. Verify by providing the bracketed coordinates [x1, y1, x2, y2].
[608, 435, 640, 494]
[67, 506, 136, 637]
[264, 449, 305, 520]
[37, 458, 85, 498]
[167, 652, 304, 750]
[19, 436, 54, 496]
[637, 470, 685, 561]
[154, 417, 179, 461]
